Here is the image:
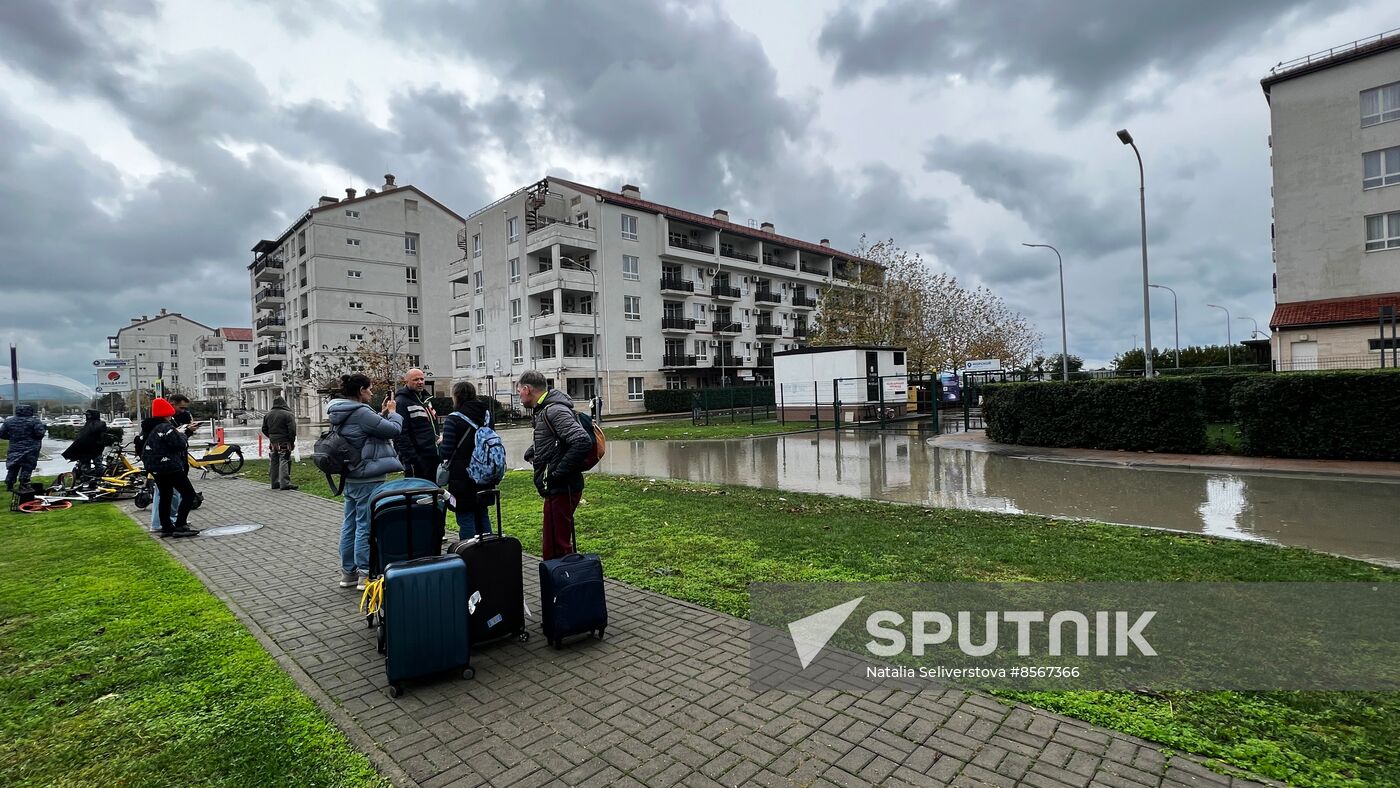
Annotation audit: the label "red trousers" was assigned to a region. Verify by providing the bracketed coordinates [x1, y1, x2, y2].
[541, 491, 582, 560]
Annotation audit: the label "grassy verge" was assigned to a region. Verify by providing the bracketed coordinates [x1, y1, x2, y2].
[0, 493, 388, 787]
[247, 460, 1399, 787]
[605, 418, 825, 441]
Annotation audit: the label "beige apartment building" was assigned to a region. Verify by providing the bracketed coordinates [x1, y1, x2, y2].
[193, 327, 253, 407]
[242, 175, 466, 417]
[1264, 29, 1400, 369]
[107, 309, 213, 397]
[449, 178, 875, 414]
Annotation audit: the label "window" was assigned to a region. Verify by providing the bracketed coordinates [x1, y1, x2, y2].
[349, 300, 364, 309]
[407, 296, 419, 313]
[509, 257, 520, 283]
[472, 233, 482, 257]
[475, 309, 485, 331]
[345, 209, 360, 218]
[406, 267, 418, 284]
[405, 199, 419, 212]
[349, 333, 365, 341]
[240, 358, 249, 367]
[626, 336, 643, 360]
[507, 216, 519, 242]
[621, 214, 638, 240]
[540, 336, 556, 359]
[1362, 82, 1400, 127]
[742, 308, 751, 327]
[511, 299, 522, 324]
[347, 237, 361, 247]
[666, 375, 682, 390]
[474, 271, 483, 294]
[238, 343, 249, 352]
[170, 349, 178, 358]
[169, 333, 178, 344]
[893, 351, 906, 366]
[693, 303, 707, 323]
[624, 295, 641, 320]
[348, 270, 362, 278]
[1366, 211, 1400, 251]
[404, 233, 418, 255]
[475, 346, 485, 366]
[627, 377, 644, 401]
[407, 326, 420, 343]
[408, 355, 420, 368]
[512, 339, 524, 364]
[622, 254, 639, 281]
[744, 342, 752, 360]
[576, 211, 590, 229]
[694, 339, 708, 359]
[1364, 147, 1400, 189]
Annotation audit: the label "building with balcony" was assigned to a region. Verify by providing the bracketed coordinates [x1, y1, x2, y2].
[193, 327, 253, 406]
[241, 175, 466, 416]
[1264, 29, 1400, 369]
[450, 177, 873, 414]
[107, 309, 214, 398]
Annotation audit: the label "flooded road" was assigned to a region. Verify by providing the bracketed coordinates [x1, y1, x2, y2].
[596, 427, 1400, 567]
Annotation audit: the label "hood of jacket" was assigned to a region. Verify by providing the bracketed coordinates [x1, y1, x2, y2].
[15, 404, 35, 417]
[327, 398, 369, 426]
[395, 385, 429, 402]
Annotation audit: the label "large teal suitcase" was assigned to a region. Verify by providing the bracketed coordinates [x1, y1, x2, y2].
[382, 555, 473, 697]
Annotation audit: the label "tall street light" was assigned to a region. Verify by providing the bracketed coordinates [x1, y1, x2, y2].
[1237, 316, 1261, 339]
[559, 255, 601, 421]
[1021, 243, 1069, 381]
[1148, 284, 1180, 368]
[1117, 128, 1153, 377]
[1206, 303, 1232, 366]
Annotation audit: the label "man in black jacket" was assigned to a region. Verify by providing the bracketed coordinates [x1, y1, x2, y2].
[260, 396, 298, 490]
[517, 370, 591, 559]
[62, 410, 108, 482]
[393, 368, 439, 480]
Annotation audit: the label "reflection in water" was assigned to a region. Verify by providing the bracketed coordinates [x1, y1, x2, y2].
[597, 428, 1400, 567]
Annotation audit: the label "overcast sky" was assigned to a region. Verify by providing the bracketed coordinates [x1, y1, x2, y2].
[1, 0, 1393, 385]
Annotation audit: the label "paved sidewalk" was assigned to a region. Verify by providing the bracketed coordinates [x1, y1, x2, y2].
[126, 478, 1278, 788]
[933, 432, 1400, 481]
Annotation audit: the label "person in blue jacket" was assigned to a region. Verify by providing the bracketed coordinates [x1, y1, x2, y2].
[327, 373, 403, 591]
[2, 404, 47, 492]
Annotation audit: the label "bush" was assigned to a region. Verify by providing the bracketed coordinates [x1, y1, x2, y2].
[984, 378, 1206, 453]
[1231, 370, 1400, 460]
[1192, 373, 1257, 422]
[644, 386, 775, 413]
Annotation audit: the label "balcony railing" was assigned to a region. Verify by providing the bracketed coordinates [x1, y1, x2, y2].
[763, 255, 797, 270]
[254, 286, 286, 302]
[256, 344, 287, 358]
[661, 317, 697, 331]
[713, 321, 742, 334]
[252, 253, 285, 278]
[793, 326, 809, 339]
[659, 276, 694, 293]
[256, 315, 286, 329]
[756, 324, 783, 336]
[755, 290, 782, 304]
[792, 294, 817, 308]
[757, 355, 775, 368]
[662, 354, 699, 367]
[720, 246, 758, 263]
[710, 284, 740, 299]
[712, 355, 745, 368]
[668, 235, 714, 254]
[800, 263, 828, 275]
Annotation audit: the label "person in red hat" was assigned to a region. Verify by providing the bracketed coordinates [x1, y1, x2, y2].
[140, 398, 200, 538]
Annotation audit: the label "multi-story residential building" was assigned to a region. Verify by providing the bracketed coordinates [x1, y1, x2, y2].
[242, 175, 466, 417]
[450, 178, 874, 414]
[1264, 29, 1400, 369]
[193, 327, 253, 406]
[107, 309, 214, 398]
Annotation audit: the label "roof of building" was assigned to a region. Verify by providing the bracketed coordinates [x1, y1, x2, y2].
[1261, 27, 1400, 95]
[250, 183, 465, 255]
[114, 311, 215, 335]
[1270, 291, 1400, 328]
[219, 328, 254, 341]
[773, 344, 906, 357]
[546, 177, 880, 267]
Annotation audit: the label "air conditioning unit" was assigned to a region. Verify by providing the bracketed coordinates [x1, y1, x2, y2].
[709, 340, 719, 348]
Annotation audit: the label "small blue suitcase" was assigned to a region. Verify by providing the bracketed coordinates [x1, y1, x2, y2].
[382, 555, 473, 697]
[539, 543, 607, 648]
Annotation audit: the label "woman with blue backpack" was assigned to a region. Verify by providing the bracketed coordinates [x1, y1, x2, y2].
[439, 381, 505, 539]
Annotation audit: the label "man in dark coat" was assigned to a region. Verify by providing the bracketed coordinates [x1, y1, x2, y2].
[62, 410, 108, 481]
[2, 404, 48, 491]
[392, 368, 439, 480]
[517, 371, 591, 560]
[260, 396, 298, 490]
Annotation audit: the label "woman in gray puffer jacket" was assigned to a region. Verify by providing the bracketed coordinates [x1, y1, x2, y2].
[326, 373, 403, 590]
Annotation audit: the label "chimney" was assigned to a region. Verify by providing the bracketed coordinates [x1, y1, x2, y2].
[159, 308, 168, 316]
[383, 173, 396, 189]
[345, 188, 357, 200]
[318, 195, 339, 206]
[365, 188, 376, 195]
[621, 184, 641, 198]
[820, 238, 830, 247]
[712, 209, 729, 222]
[760, 221, 775, 233]
[141, 315, 148, 321]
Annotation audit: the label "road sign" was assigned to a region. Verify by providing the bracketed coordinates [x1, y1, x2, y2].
[93, 359, 131, 369]
[963, 359, 1002, 373]
[96, 368, 133, 393]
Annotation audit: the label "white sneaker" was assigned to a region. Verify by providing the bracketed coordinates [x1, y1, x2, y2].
[356, 572, 368, 591]
[339, 571, 358, 588]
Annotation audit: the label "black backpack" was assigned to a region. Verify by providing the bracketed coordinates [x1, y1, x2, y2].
[312, 423, 358, 495]
[140, 423, 186, 475]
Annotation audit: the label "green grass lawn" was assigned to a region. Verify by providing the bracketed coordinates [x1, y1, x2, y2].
[255, 458, 1400, 787]
[0, 494, 388, 788]
[604, 418, 826, 441]
[1206, 423, 1244, 454]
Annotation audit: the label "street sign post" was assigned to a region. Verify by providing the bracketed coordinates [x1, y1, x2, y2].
[92, 359, 132, 369]
[96, 368, 133, 394]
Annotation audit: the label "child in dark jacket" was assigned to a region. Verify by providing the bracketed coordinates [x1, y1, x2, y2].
[440, 381, 493, 539]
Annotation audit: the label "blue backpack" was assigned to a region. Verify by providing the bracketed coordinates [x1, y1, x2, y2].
[452, 412, 507, 487]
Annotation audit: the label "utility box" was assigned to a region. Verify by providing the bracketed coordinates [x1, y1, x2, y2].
[773, 345, 908, 422]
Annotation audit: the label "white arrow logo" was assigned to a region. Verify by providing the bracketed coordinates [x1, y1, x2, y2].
[788, 597, 863, 669]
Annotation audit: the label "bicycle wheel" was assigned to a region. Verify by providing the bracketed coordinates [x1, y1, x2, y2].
[19, 500, 73, 513]
[210, 449, 244, 475]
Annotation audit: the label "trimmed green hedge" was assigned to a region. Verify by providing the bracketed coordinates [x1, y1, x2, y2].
[984, 378, 1206, 453]
[644, 386, 775, 413]
[1193, 373, 1257, 423]
[1231, 370, 1400, 460]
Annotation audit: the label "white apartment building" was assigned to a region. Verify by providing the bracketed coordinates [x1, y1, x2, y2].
[242, 175, 466, 416]
[193, 327, 253, 406]
[1264, 29, 1400, 369]
[107, 309, 214, 398]
[450, 178, 875, 414]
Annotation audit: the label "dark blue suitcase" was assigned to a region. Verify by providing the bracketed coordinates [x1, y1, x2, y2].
[538, 549, 608, 648]
[366, 479, 446, 631]
[382, 555, 473, 697]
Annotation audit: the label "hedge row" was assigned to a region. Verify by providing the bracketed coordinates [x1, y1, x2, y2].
[1232, 370, 1400, 460]
[644, 386, 775, 413]
[983, 378, 1207, 453]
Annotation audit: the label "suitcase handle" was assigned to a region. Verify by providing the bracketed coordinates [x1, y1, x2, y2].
[476, 488, 503, 536]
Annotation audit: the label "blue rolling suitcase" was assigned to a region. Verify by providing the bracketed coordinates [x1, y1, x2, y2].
[382, 555, 473, 697]
[367, 478, 446, 631]
[538, 525, 608, 648]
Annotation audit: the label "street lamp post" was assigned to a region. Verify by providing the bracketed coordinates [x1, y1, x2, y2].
[1022, 243, 1069, 381]
[559, 256, 602, 421]
[1237, 316, 1260, 339]
[1117, 128, 1153, 377]
[1149, 284, 1180, 368]
[1206, 304, 1232, 366]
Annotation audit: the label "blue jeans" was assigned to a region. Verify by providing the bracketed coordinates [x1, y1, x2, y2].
[149, 486, 182, 531]
[340, 479, 378, 575]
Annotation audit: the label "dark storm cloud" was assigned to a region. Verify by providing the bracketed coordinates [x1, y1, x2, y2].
[817, 0, 1346, 113]
[0, 0, 154, 91]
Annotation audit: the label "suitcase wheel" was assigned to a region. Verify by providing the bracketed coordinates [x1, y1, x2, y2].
[595, 628, 605, 639]
[388, 684, 403, 699]
[518, 630, 530, 643]
[365, 614, 374, 630]
[463, 667, 476, 680]
[552, 639, 562, 650]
